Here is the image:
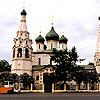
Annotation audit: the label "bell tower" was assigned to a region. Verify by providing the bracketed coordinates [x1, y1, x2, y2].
[95, 17, 100, 73]
[11, 9, 33, 75]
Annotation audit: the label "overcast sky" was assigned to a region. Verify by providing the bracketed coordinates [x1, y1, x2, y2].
[0, 0, 99, 64]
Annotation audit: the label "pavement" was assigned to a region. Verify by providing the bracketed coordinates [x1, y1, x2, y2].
[0, 93, 100, 100]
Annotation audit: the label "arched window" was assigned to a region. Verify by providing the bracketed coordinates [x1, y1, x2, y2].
[39, 44, 40, 49]
[25, 48, 29, 58]
[26, 41, 27, 45]
[51, 43, 53, 49]
[13, 48, 15, 58]
[38, 58, 41, 65]
[17, 48, 22, 57]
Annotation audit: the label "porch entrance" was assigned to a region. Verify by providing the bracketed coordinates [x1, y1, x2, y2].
[43, 73, 53, 93]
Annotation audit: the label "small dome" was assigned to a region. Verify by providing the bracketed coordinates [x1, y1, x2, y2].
[21, 9, 27, 16]
[59, 35, 68, 43]
[98, 17, 100, 20]
[35, 35, 45, 43]
[45, 26, 59, 41]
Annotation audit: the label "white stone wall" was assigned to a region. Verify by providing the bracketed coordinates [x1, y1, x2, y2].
[96, 66, 100, 73]
[33, 67, 54, 85]
[19, 16, 27, 32]
[36, 43, 44, 51]
[59, 43, 67, 50]
[32, 53, 51, 65]
[47, 40, 59, 50]
[11, 59, 32, 75]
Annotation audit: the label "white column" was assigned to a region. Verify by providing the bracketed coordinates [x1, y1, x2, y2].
[8, 81, 10, 87]
[64, 84, 66, 91]
[87, 83, 90, 91]
[76, 84, 79, 91]
[30, 83, 33, 91]
[52, 83, 54, 93]
[18, 83, 21, 92]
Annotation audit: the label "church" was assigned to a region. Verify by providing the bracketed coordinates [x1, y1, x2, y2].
[11, 9, 68, 89]
[11, 8, 100, 92]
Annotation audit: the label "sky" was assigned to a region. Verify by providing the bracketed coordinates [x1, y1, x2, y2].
[0, 0, 99, 64]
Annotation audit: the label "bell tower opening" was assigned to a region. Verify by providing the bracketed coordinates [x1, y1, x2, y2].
[25, 48, 29, 58]
[13, 48, 15, 58]
[17, 48, 22, 57]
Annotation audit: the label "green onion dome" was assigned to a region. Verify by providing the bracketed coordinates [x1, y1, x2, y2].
[35, 35, 45, 43]
[45, 26, 59, 41]
[59, 35, 68, 43]
[21, 9, 27, 16]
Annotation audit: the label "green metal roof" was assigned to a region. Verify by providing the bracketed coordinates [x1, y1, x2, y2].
[59, 35, 68, 43]
[45, 26, 59, 41]
[35, 35, 45, 43]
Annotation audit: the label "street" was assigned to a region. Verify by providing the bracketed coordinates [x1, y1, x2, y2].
[0, 93, 100, 100]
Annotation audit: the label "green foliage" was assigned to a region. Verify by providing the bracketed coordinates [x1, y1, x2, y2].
[51, 47, 82, 83]
[51, 47, 98, 86]
[77, 71, 98, 84]
[0, 72, 19, 86]
[0, 60, 11, 72]
[20, 73, 34, 89]
[0, 72, 34, 89]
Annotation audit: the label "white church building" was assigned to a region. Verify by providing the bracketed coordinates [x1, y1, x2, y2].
[11, 9, 68, 89]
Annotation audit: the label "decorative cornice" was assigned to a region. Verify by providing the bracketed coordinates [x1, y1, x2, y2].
[12, 69, 32, 71]
[12, 58, 32, 61]
[32, 51, 53, 54]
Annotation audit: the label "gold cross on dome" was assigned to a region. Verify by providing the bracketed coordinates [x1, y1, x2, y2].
[49, 16, 54, 26]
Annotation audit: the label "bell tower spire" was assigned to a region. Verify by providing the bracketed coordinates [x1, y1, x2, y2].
[11, 9, 33, 75]
[17, 9, 29, 39]
[19, 9, 27, 31]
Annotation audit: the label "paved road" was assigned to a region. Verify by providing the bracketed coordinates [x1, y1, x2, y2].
[0, 93, 100, 100]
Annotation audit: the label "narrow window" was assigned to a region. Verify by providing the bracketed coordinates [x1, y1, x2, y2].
[38, 58, 41, 65]
[17, 48, 22, 57]
[26, 41, 27, 45]
[13, 48, 15, 58]
[50, 58, 52, 65]
[39, 44, 40, 49]
[36, 76, 39, 80]
[25, 48, 29, 58]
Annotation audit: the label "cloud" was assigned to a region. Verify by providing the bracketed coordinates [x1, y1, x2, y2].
[0, 0, 98, 65]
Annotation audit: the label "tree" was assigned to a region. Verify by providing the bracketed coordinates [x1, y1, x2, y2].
[51, 47, 82, 83]
[0, 72, 19, 86]
[20, 73, 34, 89]
[0, 60, 11, 72]
[8, 73, 19, 83]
